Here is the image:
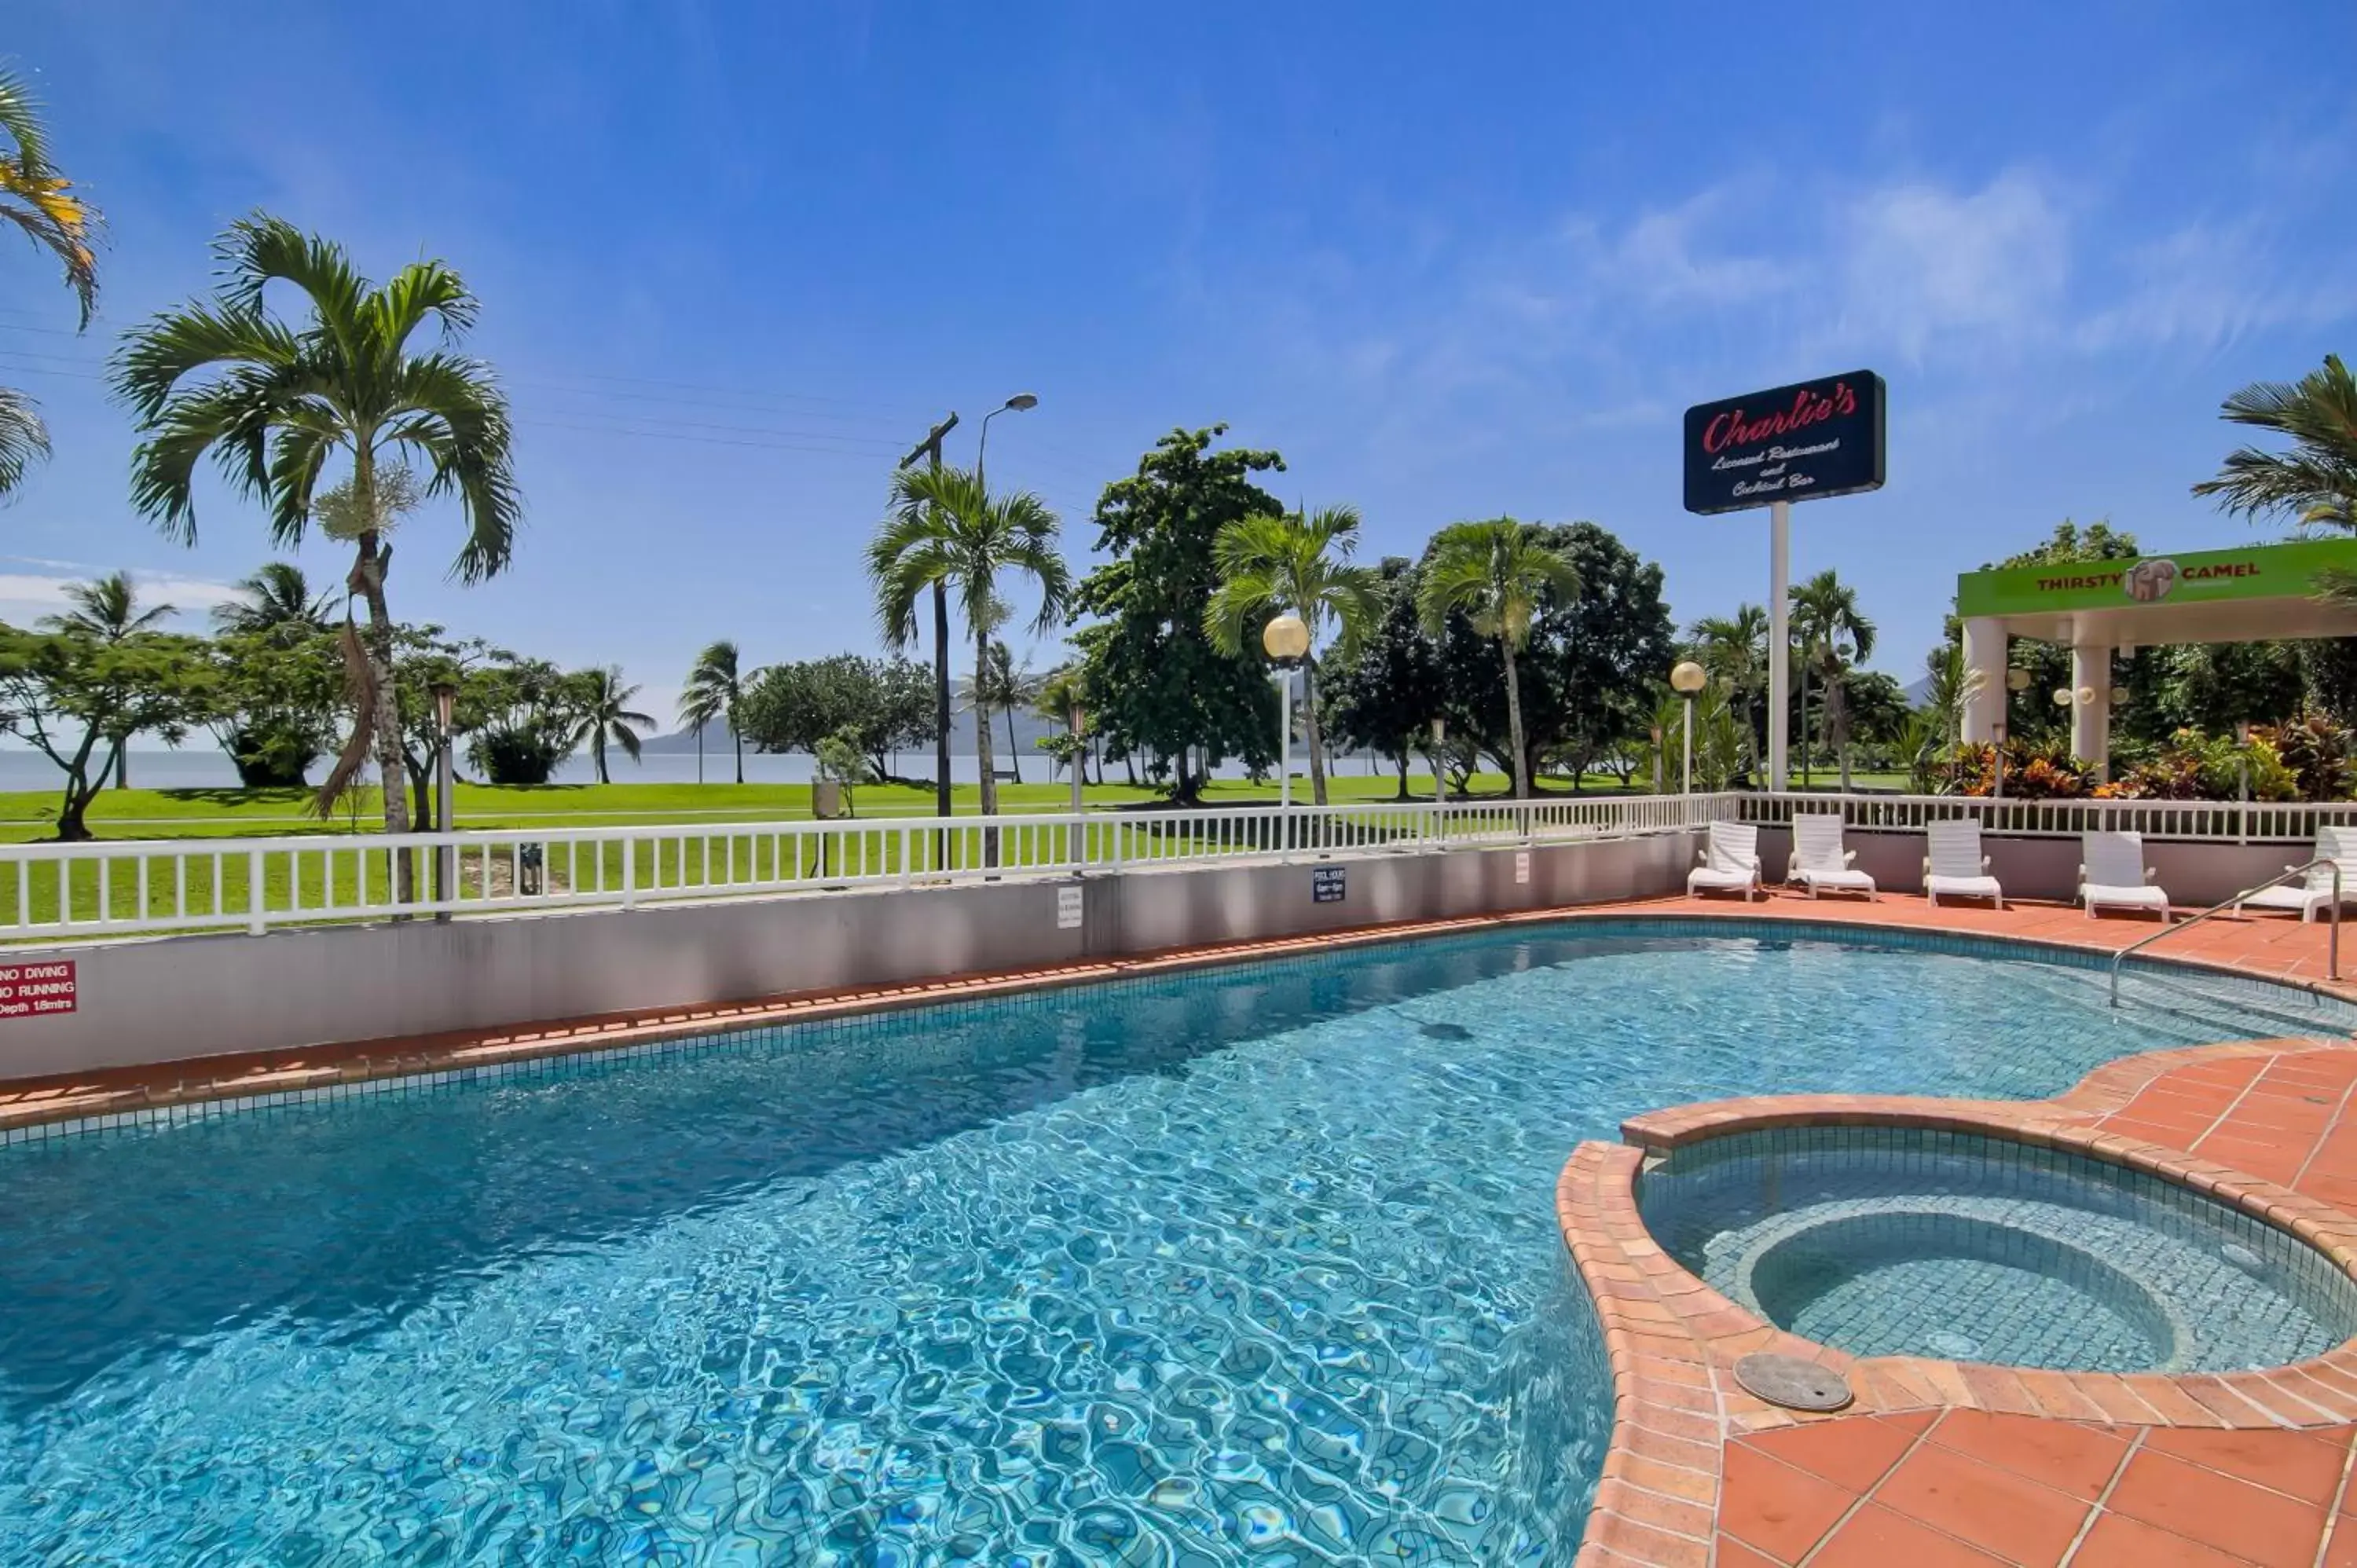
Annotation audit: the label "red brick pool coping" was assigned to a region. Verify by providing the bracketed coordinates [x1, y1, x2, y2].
[11, 889, 2357, 1561]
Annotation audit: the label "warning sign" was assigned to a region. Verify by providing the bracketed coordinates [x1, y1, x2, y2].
[0, 959, 76, 1019]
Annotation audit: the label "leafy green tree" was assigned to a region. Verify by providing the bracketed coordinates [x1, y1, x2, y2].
[114, 215, 519, 885]
[1418, 519, 1580, 799]
[0, 624, 212, 839]
[0, 65, 98, 501]
[1204, 505, 1379, 806]
[463, 647, 582, 789]
[1326, 558, 1447, 799]
[679, 639, 748, 785]
[1032, 662, 1096, 783]
[867, 464, 1068, 829]
[567, 665, 653, 785]
[740, 654, 936, 780]
[207, 626, 343, 788]
[39, 572, 174, 787]
[815, 730, 876, 818]
[1071, 427, 1288, 802]
[1789, 569, 1875, 789]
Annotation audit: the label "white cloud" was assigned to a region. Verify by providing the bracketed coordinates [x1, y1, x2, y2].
[1833, 172, 2071, 358]
[0, 568, 245, 628]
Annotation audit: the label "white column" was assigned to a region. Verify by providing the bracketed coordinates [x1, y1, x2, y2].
[1766, 500, 1791, 790]
[2070, 642, 2110, 779]
[1960, 617, 2006, 745]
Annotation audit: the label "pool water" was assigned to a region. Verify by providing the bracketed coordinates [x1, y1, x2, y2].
[0, 923, 2342, 1564]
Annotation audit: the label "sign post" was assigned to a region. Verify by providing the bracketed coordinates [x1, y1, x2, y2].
[1683, 370, 1886, 792]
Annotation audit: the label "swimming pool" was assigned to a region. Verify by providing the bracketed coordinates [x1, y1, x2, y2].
[0, 921, 2342, 1563]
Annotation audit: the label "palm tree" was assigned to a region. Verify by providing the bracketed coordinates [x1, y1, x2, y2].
[40, 573, 174, 788]
[867, 464, 1069, 833]
[113, 216, 519, 892]
[1, 66, 98, 502]
[211, 561, 332, 636]
[1417, 518, 1580, 800]
[962, 639, 1040, 785]
[1788, 570, 1876, 791]
[1034, 663, 1092, 784]
[1204, 505, 1380, 807]
[2193, 355, 2357, 529]
[569, 666, 653, 786]
[1690, 605, 1769, 781]
[678, 639, 747, 786]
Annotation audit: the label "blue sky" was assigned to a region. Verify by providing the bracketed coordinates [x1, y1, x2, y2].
[5, 2, 2355, 728]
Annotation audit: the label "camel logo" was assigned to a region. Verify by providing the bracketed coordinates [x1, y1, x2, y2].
[2124, 559, 2179, 603]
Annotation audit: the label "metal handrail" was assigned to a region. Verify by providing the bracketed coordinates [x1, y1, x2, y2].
[2110, 857, 2341, 1006]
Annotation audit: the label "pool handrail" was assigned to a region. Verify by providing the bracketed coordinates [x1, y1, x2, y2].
[2110, 856, 2342, 1006]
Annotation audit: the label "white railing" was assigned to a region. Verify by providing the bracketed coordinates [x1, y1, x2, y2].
[1732, 791, 2357, 844]
[0, 793, 1741, 943]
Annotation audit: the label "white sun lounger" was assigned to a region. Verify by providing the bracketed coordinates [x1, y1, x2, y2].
[1923, 819, 2003, 907]
[2236, 825, 2357, 922]
[2080, 830, 2170, 921]
[1787, 812, 1875, 899]
[1688, 821, 1762, 901]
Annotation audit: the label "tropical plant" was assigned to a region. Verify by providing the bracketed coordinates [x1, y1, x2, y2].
[1203, 504, 1379, 806]
[867, 464, 1069, 836]
[0, 65, 98, 502]
[463, 650, 583, 788]
[113, 215, 519, 897]
[679, 639, 748, 786]
[1418, 519, 1580, 799]
[962, 639, 1041, 785]
[1690, 605, 1769, 779]
[1788, 569, 1875, 790]
[211, 561, 332, 637]
[1918, 639, 1984, 751]
[815, 730, 875, 818]
[1641, 686, 1743, 793]
[0, 623, 211, 839]
[1325, 558, 1448, 800]
[1032, 663, 1095, 782]
[2193, 354, 2357, 531]
[566, 665, 652, 786]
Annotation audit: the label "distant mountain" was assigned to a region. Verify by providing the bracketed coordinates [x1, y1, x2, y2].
[640, 709, 1064, 757]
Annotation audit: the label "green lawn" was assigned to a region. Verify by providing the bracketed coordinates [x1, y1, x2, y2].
[0, 768, 1663, 844]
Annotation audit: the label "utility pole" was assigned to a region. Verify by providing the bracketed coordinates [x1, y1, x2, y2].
[899, 413, 961, 831]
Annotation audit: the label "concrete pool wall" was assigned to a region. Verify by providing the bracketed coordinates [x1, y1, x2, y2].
[0, 829, 1702, 1078]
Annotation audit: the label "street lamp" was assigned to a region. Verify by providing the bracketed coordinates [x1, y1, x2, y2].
[976, 392, 1038, 484]
[1263, 611, 1310, 809]
[431, 680, 457, 921]
[1670, 660, 1707, 795]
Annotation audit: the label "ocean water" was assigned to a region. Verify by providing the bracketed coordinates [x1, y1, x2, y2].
[0, 925, 2333, 1565]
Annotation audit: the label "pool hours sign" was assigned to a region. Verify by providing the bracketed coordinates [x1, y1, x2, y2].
[1682, 370, 1886, 515]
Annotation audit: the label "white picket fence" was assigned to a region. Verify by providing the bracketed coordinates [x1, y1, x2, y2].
[1732, 792, 2357, 844]
[0, 793, 1740, 942]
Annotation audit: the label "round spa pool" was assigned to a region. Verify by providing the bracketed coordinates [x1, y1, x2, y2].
[0, 921, 2348, 1563]
[1639, 1126, 2357, 1372]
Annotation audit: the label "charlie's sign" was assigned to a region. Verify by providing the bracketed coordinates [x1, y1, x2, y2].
[1683, 371, 1886, 515]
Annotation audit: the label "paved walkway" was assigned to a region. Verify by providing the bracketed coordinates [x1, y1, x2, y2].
[1563, 890, 2357, 1567]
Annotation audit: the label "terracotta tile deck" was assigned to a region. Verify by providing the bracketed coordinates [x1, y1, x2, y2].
[10, 882, 2357, 1562]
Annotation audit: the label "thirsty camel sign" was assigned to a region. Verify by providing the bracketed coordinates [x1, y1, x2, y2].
[1681, 369, 1888, 789]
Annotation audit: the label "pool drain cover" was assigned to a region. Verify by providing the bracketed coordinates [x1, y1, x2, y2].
[1733, 1354, 1853, 1412]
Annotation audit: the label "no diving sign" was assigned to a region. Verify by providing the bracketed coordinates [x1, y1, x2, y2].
[0, 959, 75, 1019]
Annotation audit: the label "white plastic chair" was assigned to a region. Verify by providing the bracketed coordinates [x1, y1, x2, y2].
[1688, 821, 1762, 901]
[2080, 830, 2170, 921]
[1924, 819, 2003, 908]
[1787, 813, 1875, 899]
[2237, 825, 2357, 922]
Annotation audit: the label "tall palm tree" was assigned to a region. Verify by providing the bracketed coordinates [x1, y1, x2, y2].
[1417, 518, 1581, 799]
[1, 66, 98, 502]
[113, 215, 519, 892]
[867, 464, 1069, 830]
[211, 561, 332, 636]
[1034, 663, 1091, 784]
[569, 666, 653, 786]
[1788, 570, 1875, 791]
[962, 639, 1041, 785]
[1204, 504, 1380, 806]
[2193, 354, 2357, 529]
[1690, 605, 1769, 781]
[41, 572, 174, 789]
[678, 639, 746, 786]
